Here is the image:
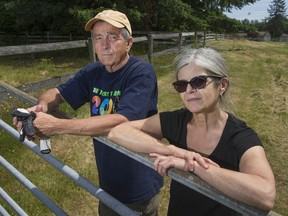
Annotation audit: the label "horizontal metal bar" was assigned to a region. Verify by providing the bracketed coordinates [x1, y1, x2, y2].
[0, 119, 138, 216]
[0, 187, 28, 216]
[0, 204, 10, 216]
[0, 156, 68, 216]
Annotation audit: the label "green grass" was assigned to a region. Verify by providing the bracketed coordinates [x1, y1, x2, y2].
[0, 40, 287, 215]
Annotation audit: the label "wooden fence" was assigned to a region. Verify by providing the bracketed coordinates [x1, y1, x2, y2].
[0, 31, 223, 64]
[0, 32, 87, 44]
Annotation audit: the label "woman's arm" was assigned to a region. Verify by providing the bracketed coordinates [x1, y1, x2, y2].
[108, 114, 172, 154]
[108, 114, 210, 169]
[151, 146, 275, 210]
[192, 146, 275, 210]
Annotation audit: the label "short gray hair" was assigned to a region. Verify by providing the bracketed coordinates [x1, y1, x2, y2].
[174, 47, 232, 110]
[175, 47, 229, 78]
[120, 28, 131, 41]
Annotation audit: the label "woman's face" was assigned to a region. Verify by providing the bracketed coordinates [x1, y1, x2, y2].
[177, 63, 222, 114]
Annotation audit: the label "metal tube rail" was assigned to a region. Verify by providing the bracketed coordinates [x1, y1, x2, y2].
[0, 187, 28, 216]
[0, 204, 10, 216]
[0, 156, 67, 216]
[94, 137, 272, 216]
[0, 119, 138, 216]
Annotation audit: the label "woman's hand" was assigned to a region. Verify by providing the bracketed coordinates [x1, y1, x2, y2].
[150, 152, 219, 176]
[150, 153, 185, 176]
[165, 145, 220, 172]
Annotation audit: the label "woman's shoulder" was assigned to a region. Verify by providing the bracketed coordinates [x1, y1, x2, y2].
[225, 113, 261, 144]
[160, 108, 192, 121]
[227, 113, 248, 128]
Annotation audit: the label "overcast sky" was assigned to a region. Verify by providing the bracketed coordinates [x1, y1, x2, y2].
[223, 0, 288, 21]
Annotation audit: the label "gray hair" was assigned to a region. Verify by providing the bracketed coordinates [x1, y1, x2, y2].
[174, 47, 232, 110]
[120, 28, 131, 41]
[175, 47, 230, 79]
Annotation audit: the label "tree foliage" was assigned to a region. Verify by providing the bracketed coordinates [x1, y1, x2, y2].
[0, 0, 262, 35]
[265, 0, 287, 39]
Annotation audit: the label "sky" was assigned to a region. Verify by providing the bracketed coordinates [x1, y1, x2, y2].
[223, 0, 288, 21]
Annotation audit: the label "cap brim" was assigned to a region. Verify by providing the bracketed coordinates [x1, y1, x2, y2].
[85, 18, 126, 32]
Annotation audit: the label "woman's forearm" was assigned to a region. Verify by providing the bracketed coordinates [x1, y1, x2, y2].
[108, 123, 172, 155]
[194, 163, 275, 210]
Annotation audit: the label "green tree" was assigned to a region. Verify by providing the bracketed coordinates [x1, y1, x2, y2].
[0, 0, 262, 36]
[265, 0, 287, 39]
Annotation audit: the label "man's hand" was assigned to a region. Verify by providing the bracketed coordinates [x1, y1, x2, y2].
[12, 105, 47, 141]
[33, 112, 60, 137]
[11, 108, 36, 141]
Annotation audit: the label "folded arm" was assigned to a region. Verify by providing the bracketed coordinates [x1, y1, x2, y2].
[153, 145, 276, 211]
[193, 146, 276, 210]
[108, 114, 210, 169]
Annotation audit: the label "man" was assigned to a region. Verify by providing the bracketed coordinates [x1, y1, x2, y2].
[14, 9, 163, 216]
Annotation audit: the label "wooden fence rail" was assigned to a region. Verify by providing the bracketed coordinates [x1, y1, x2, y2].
[0, 32, 222, 64]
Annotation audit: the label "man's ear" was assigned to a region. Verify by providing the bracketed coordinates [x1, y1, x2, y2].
[126, 37, 133, 51]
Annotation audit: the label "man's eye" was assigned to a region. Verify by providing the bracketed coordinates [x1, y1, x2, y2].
[108, 35, 118, 41]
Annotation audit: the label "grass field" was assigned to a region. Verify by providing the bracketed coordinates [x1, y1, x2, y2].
[0, 39, 287, 215]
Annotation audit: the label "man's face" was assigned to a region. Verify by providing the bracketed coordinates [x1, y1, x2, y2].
[92, 21, 132, 72]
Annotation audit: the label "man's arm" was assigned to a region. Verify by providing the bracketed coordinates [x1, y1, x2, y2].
[33, 112, 128, 137]
[36, 88, 65, 113]
[31, 87, 128, 137]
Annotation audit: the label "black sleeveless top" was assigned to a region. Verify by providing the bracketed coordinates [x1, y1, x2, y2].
[160, 108, 262, 216]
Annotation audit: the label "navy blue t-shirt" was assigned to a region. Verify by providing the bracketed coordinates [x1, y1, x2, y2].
[160, 108, 262, 216]
[57, 56, 163, 203]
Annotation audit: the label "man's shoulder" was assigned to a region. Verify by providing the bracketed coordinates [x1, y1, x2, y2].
[129, 55, 152, 67]
[83, 61, 103, 71]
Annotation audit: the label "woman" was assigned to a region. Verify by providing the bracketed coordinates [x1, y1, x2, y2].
[107, 48, 276, 215]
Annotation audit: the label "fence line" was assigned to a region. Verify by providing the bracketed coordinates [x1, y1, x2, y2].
[0, 40, 87, 56]
[0, 32, 86, 44]
[0, 204, 10, 216]
[0, 187, 28, 216]
[0, 119, 138, 216]
[0, 155, 67, 216]
[0, 31, 221, 64]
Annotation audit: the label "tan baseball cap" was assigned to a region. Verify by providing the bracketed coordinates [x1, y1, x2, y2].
[85, 9, 132, 34]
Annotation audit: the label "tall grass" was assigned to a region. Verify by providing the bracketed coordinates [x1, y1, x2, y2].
[0, 40, 287, 215]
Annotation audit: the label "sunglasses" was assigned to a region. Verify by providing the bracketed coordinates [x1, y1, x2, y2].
[172, 75, 222, 93]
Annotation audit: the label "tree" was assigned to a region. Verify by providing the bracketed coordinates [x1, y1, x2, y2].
[265, 0, 287, 39]
[0, 0, 262, 36]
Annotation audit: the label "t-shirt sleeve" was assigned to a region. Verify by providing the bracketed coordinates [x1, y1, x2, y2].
[116, 63, 157, 120]
[57, 66, 92, 110]
[159, 109, 189, 148]
[234, 128, 263, 161]
[226, 115, 263, 164]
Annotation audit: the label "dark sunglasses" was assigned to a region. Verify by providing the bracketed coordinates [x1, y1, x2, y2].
[172, 75, 222, 93]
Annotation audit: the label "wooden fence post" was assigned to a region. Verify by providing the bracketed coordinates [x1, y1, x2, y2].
[87, 37, 96, 63]
[178, 32, 183, 51]
[147, 34, 154, 65]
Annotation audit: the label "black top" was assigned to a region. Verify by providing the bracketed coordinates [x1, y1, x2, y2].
[160, 108, 262, 216]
